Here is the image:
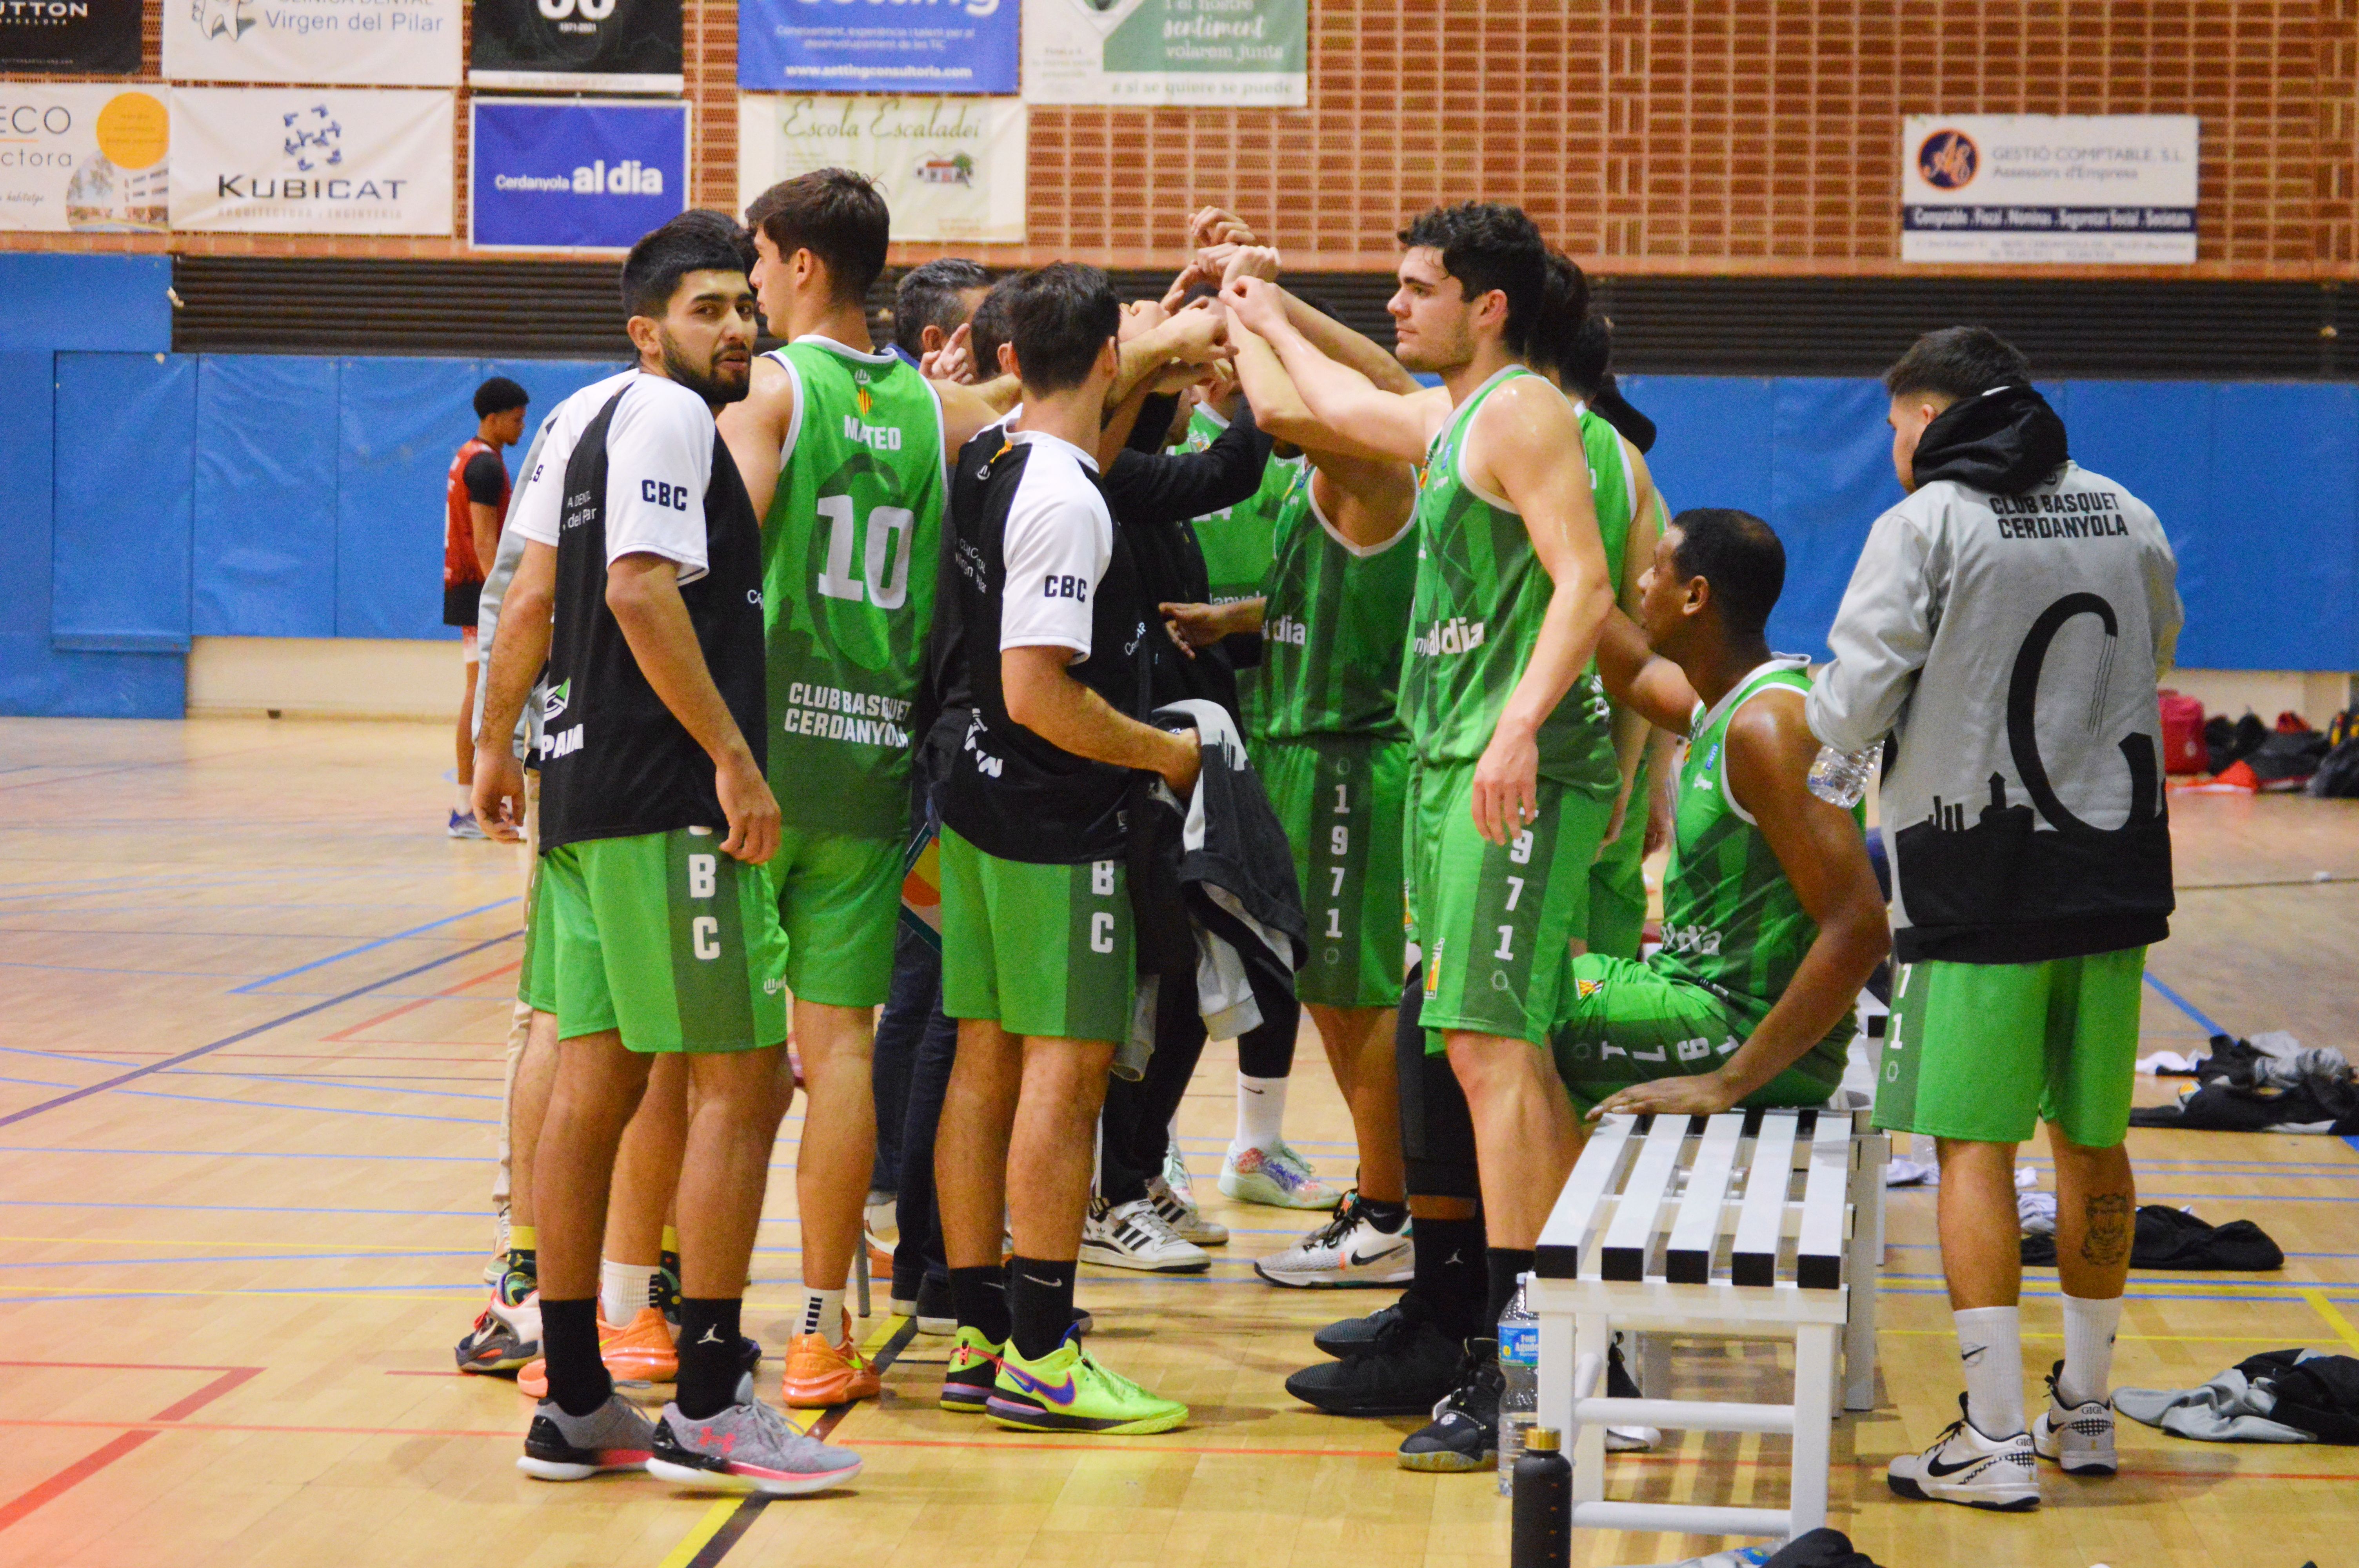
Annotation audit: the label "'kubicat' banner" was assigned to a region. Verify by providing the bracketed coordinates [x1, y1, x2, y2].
[471, 98, 687, 250]
[738, 94, 1023, 244]
[469, 0, 683, 94]
[2, 0, 141, 73]
[169, 87, 453, 235]
[164, 0, 461, 86]
[1021, 0, 1304, 105]
[737, 0, 1017, 95]
[0, 85, 168, 232]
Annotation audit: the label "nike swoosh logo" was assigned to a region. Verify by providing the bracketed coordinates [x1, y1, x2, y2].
[1000, 1365, 1079, 1406]
[1019, 1274, 1063, 1289]
[1924, 1452, 1988, 1479]
[1960, 1345, 1986, 1365]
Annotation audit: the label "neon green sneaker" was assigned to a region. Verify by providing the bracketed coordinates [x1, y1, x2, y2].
[940, 1326, 1002, 1414]
[985, 1337, 1187, 1434]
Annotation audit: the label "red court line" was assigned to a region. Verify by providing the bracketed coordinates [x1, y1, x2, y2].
[149, 1367, 263, 1422]
[321, 962, 520, 1043]
[0, 1363, 260, 1532]
[0, 1432, 156, 1533]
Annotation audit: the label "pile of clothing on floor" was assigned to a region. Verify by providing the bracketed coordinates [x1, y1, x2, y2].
[1607, 1528, 1887, 1568]
[2016, 1192, 2284, 1269]
[2119, 1349, 2359, 1443]
[2186, 709, 2340, 793]
[2130, 1031, 2359, 1135]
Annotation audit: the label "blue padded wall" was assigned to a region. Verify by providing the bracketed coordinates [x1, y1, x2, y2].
[334, 357, 492, 640]
[0, 256, 171, 353]
[193, 356, 342, 638]
[52, 352, 196, 655]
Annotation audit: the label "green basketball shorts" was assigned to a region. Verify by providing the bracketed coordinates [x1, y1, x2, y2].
[1585, 781, 1650, 963]
[1254, 732, 1411, 1010]
[1875, 947, 2147, 1148]
[1550, 953, 1841, 1113]
[936, 824, 1135, 1044]
[767, 825, 902, 1009]
[1408, 761, 1613, 1050]
[523, 828, 788, 1053]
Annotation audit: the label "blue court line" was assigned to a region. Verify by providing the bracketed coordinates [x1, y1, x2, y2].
[116, 1089, 499, 1126]
[158, 1071, 504, 1102]
[230, 898, 518, 993]
[0, 961, 259, 978]
[0, 1200, 489, 1216]
[0, 1249, 480, 1270]
[0, 929, 518, 1131]
[2143, 971, 2226, 1037]
[0, 1073, 78, 1089]
[0, 1145, 483, 1161]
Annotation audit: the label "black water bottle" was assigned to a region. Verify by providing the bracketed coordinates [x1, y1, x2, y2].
[1509, 1425, 1570, 1568]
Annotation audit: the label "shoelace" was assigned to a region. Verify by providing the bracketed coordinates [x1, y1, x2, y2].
[1122, 1199, 1190, 1250]
[1299, 1192, 1367, 1251]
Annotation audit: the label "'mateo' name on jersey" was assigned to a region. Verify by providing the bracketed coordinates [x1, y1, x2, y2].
[933, 423, 1150, 864]
[514, 371, 766, 851]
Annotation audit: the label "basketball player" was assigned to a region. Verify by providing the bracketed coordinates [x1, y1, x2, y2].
[1811, 328, 2180, 1511]
[474, 211, 858, 1494]
[445, 377, 528, 838]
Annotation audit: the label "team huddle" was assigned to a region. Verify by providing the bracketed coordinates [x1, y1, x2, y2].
[453, 169, 2184, 1515]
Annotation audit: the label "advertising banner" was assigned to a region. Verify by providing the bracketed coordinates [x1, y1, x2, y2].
[2, 0, 141, 73]
[1021, 0, 1304, 106]
[469, 0, 683, 94]
[170, 87, 454, 235]
[164, 0, 461, 87]
[738, 93, 1022, 244]
[737, 0, 1017, 96]
[0, 85, 168, 233]
[471, 98, 687, 251]
[1901, 114, 2199, 264]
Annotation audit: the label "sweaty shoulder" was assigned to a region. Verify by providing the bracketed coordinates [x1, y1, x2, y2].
[1722, 682, 1811, 803]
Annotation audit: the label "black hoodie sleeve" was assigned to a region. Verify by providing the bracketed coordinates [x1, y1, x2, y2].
[1101, 402, 1273, 528]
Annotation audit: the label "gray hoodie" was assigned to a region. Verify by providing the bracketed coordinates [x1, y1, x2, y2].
[1805, 459, 2183, 964]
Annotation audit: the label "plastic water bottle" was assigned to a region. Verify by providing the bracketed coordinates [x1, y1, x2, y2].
[1508, 1426, 1571, 1568]
[1807, 742, 1879, 808]
[1497, 1272, 1539, 1495]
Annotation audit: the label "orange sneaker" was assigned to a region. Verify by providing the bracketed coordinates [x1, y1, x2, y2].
[780, 1323, 881, 1408]
[514, 1307, 676, 1396]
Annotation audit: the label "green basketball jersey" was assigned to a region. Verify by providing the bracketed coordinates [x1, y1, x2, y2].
[1581, 407, 1637, 593]
[1656, 658, 1856, 1067]
[1398, 366, 1616, 795]
[1181, 403, 1298, 602]
[761, 338, 947, 839]
[1252, 464, 1417, 742]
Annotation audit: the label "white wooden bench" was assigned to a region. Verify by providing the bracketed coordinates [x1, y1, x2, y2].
[1528, 1105, 1887, 1540]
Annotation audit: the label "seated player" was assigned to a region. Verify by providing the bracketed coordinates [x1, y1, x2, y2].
[1568, 509, 1889, 1122]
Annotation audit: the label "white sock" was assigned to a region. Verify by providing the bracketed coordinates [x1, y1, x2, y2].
[1233, 1073, 1288, 1152]
[1954, 1305, 2025, 1437]
[599, 1258, 658, 1326]
[2057, 1294, 2123, 1407]
[795, 1285, 845, 1339]
[454, 784, 473, 814]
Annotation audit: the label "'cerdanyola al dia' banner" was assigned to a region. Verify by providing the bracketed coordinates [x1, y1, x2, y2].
[471, 98, 687, 250]
[737, 0, 1017, 95]
[165, 0, 461, 86]
[0, 85, 168, 232]
[1022, 0, 1304, 105]
[2, 0, 141, 73]
[470, 0, 683, 95]
[170, 88, 453, 235]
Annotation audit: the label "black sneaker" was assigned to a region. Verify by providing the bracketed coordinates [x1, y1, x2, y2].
[1286, 1301, 1463, 1416]
[1313, 1298, 1410, 1359]
[1396, 1338, 1502, 1472]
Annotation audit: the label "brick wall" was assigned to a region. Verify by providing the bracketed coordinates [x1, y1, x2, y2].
[7, 0, 2358, 277]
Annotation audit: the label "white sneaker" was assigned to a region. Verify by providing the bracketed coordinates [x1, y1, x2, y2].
[864, 1190, 898, 1246]
[2031, 1361, 2118, 1476]
[1886, 1393, 2040, 1510]
[1080, 1195, 1211, 1273]
[1160, 1142, 1197, 1208]
[1145, 1174, 1227, 1246]
[1218, 1140, 1341, 1210]
[1254, 1192, 1414, 1288]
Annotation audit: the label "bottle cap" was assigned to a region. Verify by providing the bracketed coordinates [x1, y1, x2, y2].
[1523, 1426, 1561, 1452]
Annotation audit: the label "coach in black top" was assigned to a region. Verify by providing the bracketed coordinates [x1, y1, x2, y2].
[471, 212, 859, 1495]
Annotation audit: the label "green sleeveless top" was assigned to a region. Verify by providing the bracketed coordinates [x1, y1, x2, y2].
[1251, 463, 1416, 742]
[1581, 407, 1637, 595]
[1398, 366, 1616, 795]
[1656, 658, 1856, 1076]
[760, 337, 947, 838]
[1181, 402, 1298, 603]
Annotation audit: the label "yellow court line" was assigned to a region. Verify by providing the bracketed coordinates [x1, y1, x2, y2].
[1881, 1329, 2318, 1344]
[2301, 1288, 2359, 1354]
[651, 1500, 742, 1568]
[0, 1235, 471, 1252]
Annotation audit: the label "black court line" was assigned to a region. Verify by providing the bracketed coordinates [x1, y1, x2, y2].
[679, 1316, 921, 1568]
[0, 933, 520, 1131]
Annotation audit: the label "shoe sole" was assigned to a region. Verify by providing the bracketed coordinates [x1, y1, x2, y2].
[1885, 1474, 2039, 1510]
[982, 1397, 1187, 1436]
[1218, 1176, 1339, 1211]
[1077, 1245, 1210, 1274]
[459, 1356, 531, 1376]
[940, 1390, 992, 1414]
[515, 1452, 649, 1482]
[1396, 1448, 1493, 1473]
[1287, 1390, 1450, 1417]
[645, 1455, 863, 1495]
[1254, 1259, 1415, 1289]
[2032, 1427, 2116, 1475]
[781, 1378, 881, 1409]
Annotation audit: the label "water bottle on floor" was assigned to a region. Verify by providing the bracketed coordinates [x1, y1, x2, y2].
[1497, 1272, 1538, 1495]
[1806, 742, 1879, 808]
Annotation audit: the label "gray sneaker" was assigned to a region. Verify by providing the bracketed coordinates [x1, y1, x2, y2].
[516, 1392, 657, 1481]
[647, 1374, 863, 1495]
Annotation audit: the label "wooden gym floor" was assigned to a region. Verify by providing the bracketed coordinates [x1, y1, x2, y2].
[0, 715, 2354, 1568]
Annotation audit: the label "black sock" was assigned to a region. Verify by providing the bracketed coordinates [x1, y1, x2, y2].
[951, 1264, 1010, 1345]
[539, 1296, 612, 1417]
[1006, 1255, 1077, 1361]
[1409, 1214, 1487, 1340]
[1485, 1246, 1536, 1337]
[1359, 1197, 1409, 1233]
[673, 1297, 744, 1420]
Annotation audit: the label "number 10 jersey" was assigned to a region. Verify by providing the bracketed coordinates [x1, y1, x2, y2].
[760, 337, 949, 838]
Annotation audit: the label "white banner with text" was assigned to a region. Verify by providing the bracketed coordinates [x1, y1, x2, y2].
[170, 87, 453, 235]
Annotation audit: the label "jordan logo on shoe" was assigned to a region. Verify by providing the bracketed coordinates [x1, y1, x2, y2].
[696, 1327, 727, 1345]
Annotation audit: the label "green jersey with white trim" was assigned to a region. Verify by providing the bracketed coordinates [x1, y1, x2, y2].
[1581, 407, 1637, 597]
[761, 337, 947, 839]
[1181, 402, 1298, 602]
[1398, 366, 1616, 795]
[1656, 657, 1856, 1067]
[1252, 464, 1416, 742]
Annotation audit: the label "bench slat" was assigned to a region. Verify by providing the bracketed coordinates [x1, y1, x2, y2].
[1600, 1113, 1691, 1281]
[1796, 1107, 1853, 1289]
[1536, 1113, 1638, 1278]
[1665, 1111, 1746, 1284]
[1730, 1111, 1800, 1286]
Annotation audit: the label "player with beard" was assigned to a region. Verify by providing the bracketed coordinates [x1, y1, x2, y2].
[474, 212, 858, 1495]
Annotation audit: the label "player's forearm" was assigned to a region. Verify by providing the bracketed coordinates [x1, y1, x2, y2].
[1256, 313, 1427, 462]
[607, 567, 759, 772]
[1280, 287, 1419, 395]
[470, 506, 502, 583]
[1716, 911, 1888, 1101]
[1003, 655, 1193, 779]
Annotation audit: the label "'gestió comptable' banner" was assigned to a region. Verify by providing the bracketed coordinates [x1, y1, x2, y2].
[165, 0, 461, 87]
[2, 0, 142, 73]
[469, 0, 683, 94]
[170, 87, 454, 235]
[738, 94, 1023, 244]
[0, 85, 168, 232]
[1021, 0, 1303, 106]
[1901, 114, 2199, 265]
[471, 98, 687, 251]
[738, 0, 1018, 96]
